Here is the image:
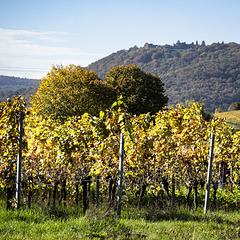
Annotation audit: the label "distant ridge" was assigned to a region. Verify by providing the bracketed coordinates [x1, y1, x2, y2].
[88, 41, 240, 113]
[0, 75, 40, 102]
[1, 41, 240, 112]
[0, 75, 39, 92]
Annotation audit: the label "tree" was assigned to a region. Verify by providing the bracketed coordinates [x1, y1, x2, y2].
[104, 64, 168, 115]
[228, 102, 240, 111]
[30, 65, 110, 121]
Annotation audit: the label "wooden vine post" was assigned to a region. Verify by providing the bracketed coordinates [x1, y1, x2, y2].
[16, 111, 24, 210]
[117, 131, 124, 217]
[204, 126, 215, 214]
[96, 175, 100, 207]
[171, 175, 176, 208]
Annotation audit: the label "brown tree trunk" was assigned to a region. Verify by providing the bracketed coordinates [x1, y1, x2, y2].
[75, 183, 79, 205]
[193, 181, 198, 210]
[27, 187, 32, 209]
[138, 184, 147, 208]
[187, 186, 192, 207]
[213, 181, 218, 209]
[96, 176, 100, 207]
[48, 187, 51, 206]
[111, 182, 117, 204]
[82, 179, 88, 214]
[6, 186, 14, 210]
[162, 177, 170, 200]
[171, 176, 176, 208]
[53, 181, 58, 207]
[108, 178, 117, 206]
[108, 178, 113, 204]
[59, 179, 66, 205]
[87, 177, 91, 203]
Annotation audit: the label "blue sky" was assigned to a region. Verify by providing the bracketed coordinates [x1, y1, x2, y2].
[1, 0, 240, 79]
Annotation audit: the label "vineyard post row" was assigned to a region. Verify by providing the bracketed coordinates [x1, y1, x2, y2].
[2, 97, 240, 212]
[14, 112, 232, 212]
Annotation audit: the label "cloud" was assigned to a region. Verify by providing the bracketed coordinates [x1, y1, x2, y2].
[0, 28, 68, 42]
[0, 28, 104, 78]
[0, 28, 101, 57]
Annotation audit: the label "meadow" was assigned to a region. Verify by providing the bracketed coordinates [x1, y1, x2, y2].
[0, 196, 240, 240]
[215, 110, 240, 132]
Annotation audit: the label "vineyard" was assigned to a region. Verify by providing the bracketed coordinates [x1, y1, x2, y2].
[1, 96, 240, 213]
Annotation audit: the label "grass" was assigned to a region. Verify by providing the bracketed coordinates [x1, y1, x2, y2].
[0, 198, 240, 240]
[215, 110, 240, 131]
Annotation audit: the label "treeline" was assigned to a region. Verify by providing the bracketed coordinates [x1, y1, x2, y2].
[88, 41, 240, 113]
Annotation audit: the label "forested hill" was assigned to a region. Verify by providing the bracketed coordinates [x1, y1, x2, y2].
[88, 41, 240, 113]
[0, 76, 39, 102]
[1, 42, 240, 113]
[0, 75, 39, 92]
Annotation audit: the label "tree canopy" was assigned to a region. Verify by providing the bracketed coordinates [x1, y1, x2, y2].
[30, 64, 168, 120]
[30, 65, 109, 121]
[105, 65, 168, 115]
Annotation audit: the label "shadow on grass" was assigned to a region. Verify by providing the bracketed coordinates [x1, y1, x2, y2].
[126, 204, 240, 227]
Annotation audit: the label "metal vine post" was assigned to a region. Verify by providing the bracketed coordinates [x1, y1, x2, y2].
[16, 111, 24, 210]
[117, 130, 124, 217]
[204, 125, 215, 214]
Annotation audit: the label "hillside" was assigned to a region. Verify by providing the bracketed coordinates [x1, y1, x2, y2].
[1, 41, 240, 112]
[215, 110, 240, 131]
[0, 75, 39, 92]
[0, 85, 39, 103]
[0, 76, 39, 102]
[88, 41, 240, 113]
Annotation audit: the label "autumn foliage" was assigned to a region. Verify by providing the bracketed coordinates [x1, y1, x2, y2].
[30, 64, 168, 120]
[1, 96, 240, 209]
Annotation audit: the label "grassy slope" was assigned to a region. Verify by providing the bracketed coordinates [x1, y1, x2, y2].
[215, 110, 240, 131]
[0, 199, 239, 240]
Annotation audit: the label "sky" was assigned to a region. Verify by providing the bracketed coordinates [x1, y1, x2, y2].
[0, 0, 240, 79]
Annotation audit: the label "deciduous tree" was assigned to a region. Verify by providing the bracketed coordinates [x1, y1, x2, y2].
[30, 65, 110, 120]
[104, 64, 168, 115]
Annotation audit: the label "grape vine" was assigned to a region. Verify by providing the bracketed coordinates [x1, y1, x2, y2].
[0, 98, 240, 210]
